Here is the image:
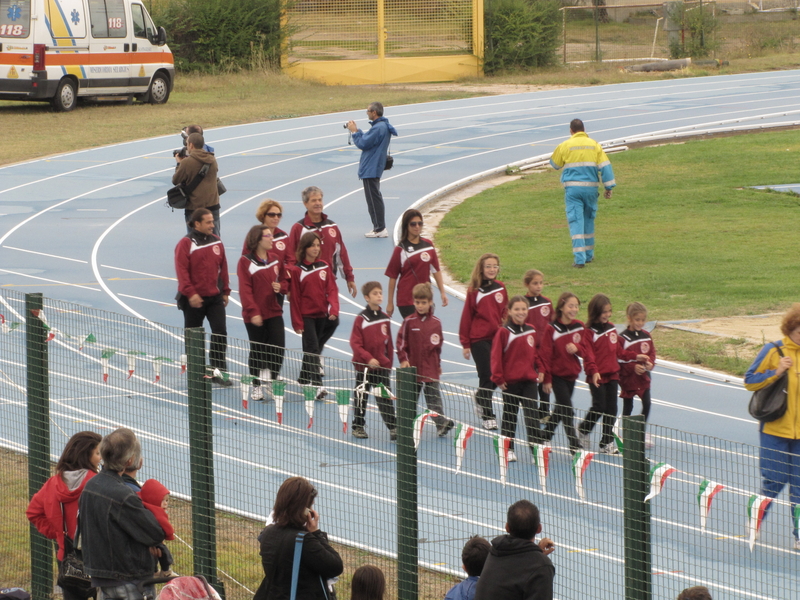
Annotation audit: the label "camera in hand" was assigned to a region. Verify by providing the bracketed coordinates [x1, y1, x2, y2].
[173, 147, 188, 159]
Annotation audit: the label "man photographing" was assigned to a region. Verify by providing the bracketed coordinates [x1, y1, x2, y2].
[346, 102, 398, 238]
[173, 132, 221, 235]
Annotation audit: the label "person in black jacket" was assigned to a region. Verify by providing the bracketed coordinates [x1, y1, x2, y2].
[254, 477, 343, 600]
[473, 500, 556, 600]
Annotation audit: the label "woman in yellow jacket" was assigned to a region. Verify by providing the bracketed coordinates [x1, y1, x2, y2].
[744, 303, 800, 550]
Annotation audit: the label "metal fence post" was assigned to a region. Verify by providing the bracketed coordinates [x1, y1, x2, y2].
[623, 415, 651, 600]
[26, 293, 52, 600]
[395, 366, 418, 600]
[186, 327, 225, 599]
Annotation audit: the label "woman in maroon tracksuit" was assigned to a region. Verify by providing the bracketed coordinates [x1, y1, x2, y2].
[238, 225, 288, 401]
[490, 296, 546, 463]
[540, 292, 598, 454]
[242, 199, 290, 264]
[459, 253, 508, 430]
[288, 232, 340, 389]
[576, 293, 622, 454]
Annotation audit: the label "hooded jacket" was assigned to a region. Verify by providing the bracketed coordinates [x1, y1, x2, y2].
[444, 576, 479, 600]
[172, 149, 220, 210]
[26, 469, 96, 560]
[473, 535, 555, 600]
[138, 479, 174, 541]
[351, 116, 398, 179]
[745, 336, 800, 439]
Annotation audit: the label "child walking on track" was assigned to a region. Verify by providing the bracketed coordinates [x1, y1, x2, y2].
[491, 296, 546, 463]
[577, 294, 621, 454]
[524, 269, 554, 419]
[619, 302, 657, 447]
[288, 232, 339, 398]
[396, 283, 455, 437]
[540, 292, 597, 454]
[349, 281, 397, 441]
[459, 253, 508, 430]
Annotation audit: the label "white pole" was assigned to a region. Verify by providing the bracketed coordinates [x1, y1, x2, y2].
[651, 17, 663, 58]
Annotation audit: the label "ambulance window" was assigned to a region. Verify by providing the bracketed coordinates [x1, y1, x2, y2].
[0, 0, 31, 38]
[88, 0, 127, 38]
[44, 0, 87, 39]
[131, 4, 146, 39]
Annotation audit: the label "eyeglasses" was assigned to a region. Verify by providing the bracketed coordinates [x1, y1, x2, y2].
[262, 234, 273, 239]
[409, 221, 423, 227]
[265, 212, 282, 218]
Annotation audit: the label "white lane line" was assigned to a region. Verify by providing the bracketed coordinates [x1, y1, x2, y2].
[101, 264, 177, 280]
[118, 293, 176, 306]
[0, 268, 100, 291]
[3, 246, 88, 263]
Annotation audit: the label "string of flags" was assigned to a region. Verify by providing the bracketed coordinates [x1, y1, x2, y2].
[644, 462, 677, 502]
[572, 450, 595, 501]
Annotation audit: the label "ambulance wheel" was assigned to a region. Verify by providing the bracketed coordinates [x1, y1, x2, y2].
[52, 78, 77, 112]
[147, 73, 170, 105]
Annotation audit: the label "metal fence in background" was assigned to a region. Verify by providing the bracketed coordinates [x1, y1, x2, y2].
[1, 289, 798, 600]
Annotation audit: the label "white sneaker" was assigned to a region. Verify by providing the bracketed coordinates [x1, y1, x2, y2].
[600, 443, 621, 456]
[472, 391, 485, 419]
[315, 387, 328, 401]
[578, 431, 590, 450]
[250, 384, 264, 401]
[318, 357, 325, 377]
[644, 433, 654, 449]
[482, 419, 497, 430]
[794, 537, 800, 551]
[364, 229, 388, 238]
[507, 450, 517, 463]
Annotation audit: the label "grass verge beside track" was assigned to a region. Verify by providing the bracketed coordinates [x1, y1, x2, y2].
[435, 129, 800, 375]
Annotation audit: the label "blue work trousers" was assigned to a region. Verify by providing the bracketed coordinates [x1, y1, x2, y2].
[759, 430, 800, 539]
[564, 187, 598, 265]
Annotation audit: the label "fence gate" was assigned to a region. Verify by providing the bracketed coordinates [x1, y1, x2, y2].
[283, 0, 483, 84]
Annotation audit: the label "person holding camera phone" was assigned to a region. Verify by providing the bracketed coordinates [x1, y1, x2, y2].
[173, 131, 221, 236]
[346, 102, 398, 238]
[254, 477, 343, 600]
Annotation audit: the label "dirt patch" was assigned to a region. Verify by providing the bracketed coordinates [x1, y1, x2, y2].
[661, 315, 784, 344]
[384, 83, 578, 95]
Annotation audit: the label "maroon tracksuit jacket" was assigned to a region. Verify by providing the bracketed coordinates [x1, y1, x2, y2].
[396, 308, 443, 382]
[237, 252, 287, 324]
[287, 260, 339, 331]
[618, 328, 657, 396]
[175, 231, 230, 298]
[459, 280, 508, 348]
[490, 323, 541, 387]
[539, 319, 597, 384]
[350, 307, 394, 371]
[285, 212, 355, 283]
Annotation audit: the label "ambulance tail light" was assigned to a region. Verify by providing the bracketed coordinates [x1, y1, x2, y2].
[33, 44, 46, 70]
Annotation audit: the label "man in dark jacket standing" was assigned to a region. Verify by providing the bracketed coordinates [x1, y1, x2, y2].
[346, 102, 398, 239]
[474, 500, 556, 600]
[79, 428, 164, 600]
[173, 132, 221, 235]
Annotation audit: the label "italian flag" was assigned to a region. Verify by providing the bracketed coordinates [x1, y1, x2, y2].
[532, 444, 551, 494]
[644, 463, 677, 502]
[240, 375, 255, 410]
[80, 333, 96, 352]
[153, 357, 172, 383]
[180, 354, 187, 375]
[572, 450, 595, 501]
[127, 350, 145, 379]
[31, 309, 56, 341]
[0, 314, 21, 334]
[747, 494, 772, 551]
[372, 382, 395, 400]
[100, 349, 115, 383]
[272, 380, 286, 425]
[335, 389, 350, 434]
[413, 410, 438, 450]
[697, 479, 724, 531]
[494, 435, 511, 486]
[612, 416, 624, 454]
[302, 386, 317, 429]
[453, 423, 474, 473]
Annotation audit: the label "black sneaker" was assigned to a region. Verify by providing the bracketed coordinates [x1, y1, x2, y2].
[212, 376, 233, 387]
[437, 420, 455, 437]
[573, 263, 585, 269]
[352, 427, 369, 439]
[389, 428, 397, 442]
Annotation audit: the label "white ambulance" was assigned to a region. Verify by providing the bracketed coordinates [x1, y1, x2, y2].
[0, 0, 174, 110]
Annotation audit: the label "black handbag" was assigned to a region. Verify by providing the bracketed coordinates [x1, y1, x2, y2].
[384, 145, 393, 171]
[166, 159, 210, 210]
[748, 344, 789, 422]
[56, 506, 94, 597]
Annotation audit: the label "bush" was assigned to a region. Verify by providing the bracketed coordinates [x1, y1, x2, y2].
[484, 0, 561, 74]
[152, 0, 295, 72]
[666, 1, 720, 59]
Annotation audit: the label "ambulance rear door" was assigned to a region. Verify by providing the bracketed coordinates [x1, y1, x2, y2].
[0, 0, 34, 99]
[43, 0, 90, 92]
[86, 0, 133, 93]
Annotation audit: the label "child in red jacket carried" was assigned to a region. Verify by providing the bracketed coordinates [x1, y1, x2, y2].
[139, 479, 177, 577]
[349, 281, 397, 440]
[397, 283, 455, 438]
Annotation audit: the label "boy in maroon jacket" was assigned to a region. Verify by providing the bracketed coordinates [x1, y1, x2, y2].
[349, 281, 397, 440]
[397, 283, 455, 437]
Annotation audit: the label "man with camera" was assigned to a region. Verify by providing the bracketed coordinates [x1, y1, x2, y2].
[346, 102, 398, 238]
[173, 131, 221, 236]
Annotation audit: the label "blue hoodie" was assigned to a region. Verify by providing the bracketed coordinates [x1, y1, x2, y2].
[352, 116, 399, 179]
[445, 576, 479, 600]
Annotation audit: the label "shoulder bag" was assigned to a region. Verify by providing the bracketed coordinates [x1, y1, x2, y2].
[748, 343, 789, 422]
[384, 140, 393, 171]
[167, 158, 210, 210]
[56, 505, 94, 597]
[291, 532, 336, 600]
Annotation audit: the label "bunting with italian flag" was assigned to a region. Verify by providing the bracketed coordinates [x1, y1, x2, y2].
[494, 435, 511, 486]
[30, 309, 56, 341]
[413, 410, 438, 450]
[272, 380, 286, 425]
[180, 354, 187, 375]
[532, 444, 551, 493]
[335, 389, 350, 434]
[302, 386, 316, 429]
[100, 349, 115, 383]
[0, 314, 21, 334]
[152, 357, 172, 383]
[747, 494, 772, 551]
[612, 417, 624, 454]
[79, 334, 96, 352]
[453, 423, 474, 473]
[240, 375, 255, 409]
[644, 463, 677, 502]
[697, 479, 724, 531]
[572, 450, 595, 501]
[127, 350, 145, 379]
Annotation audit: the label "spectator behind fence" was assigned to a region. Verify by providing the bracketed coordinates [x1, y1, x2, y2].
[444, 536, 491, 600]
[677, 586, 712, 600]
[254, 477, 343, 600]
[473, 500, 555, 600]
[79, 428, 165, 600]
[350, 565, 385, 600]
[27, 431, 102, 600]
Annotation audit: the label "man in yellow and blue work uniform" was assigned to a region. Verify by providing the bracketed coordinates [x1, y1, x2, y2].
[550, 119, 616, 268]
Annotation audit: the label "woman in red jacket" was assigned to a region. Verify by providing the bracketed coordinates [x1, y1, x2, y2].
[288, 232, 340, 392]
[459, 253, 508, 430]
[27, 431, 102, 600]
[540, 292, 598, 454]
[238, 225, 288, 401]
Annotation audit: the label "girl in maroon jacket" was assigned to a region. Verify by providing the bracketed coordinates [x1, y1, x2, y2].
[540, 292, 598, 454]
[27, 431, 101, 600]
[490, 296, 546, 463]
[619, 302, 657, 446]
[577, 293, 623, 455]
[288, 232, 340, 392]
[238, 225, 288, 401]
[523, 269, 554, 418]
[459, 253, 508, 430]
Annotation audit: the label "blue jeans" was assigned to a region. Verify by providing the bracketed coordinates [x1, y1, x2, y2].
[760, 429, 800, 539]
[564, 186, 598, 265]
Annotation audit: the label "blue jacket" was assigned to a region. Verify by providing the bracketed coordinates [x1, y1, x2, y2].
[445, 576, 479, 600]
[352, 116, 398, 179]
